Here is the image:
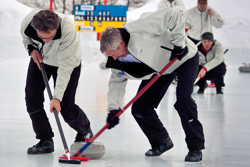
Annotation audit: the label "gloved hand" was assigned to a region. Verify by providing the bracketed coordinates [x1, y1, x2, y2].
[107, 109, 120, 129]
[169, 46, 188, 61]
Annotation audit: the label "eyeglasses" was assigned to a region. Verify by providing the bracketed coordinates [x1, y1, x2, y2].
[198, 2, 207, 5]
[37, 32, 56, 40]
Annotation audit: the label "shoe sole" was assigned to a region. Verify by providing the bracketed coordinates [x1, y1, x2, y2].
[145, 143, 174, 156]
[185, 156, 202, 163]
[185, 159, 202, 163]
[27, 148, 54, 154]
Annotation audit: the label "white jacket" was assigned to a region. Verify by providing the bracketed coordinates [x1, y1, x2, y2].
[106, 8, 197, 111]
[182, 6, 224, 40]
[198, 40, 225, 71]
[20, 9, 82, 101]
[157, 0, 185, 12]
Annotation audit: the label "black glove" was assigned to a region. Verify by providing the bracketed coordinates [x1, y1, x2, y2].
[107, 109, 120, 129]
[170, 46, 188, 61]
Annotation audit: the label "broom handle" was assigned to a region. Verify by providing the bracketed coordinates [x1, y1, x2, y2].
[40, 62, 70, 156]
[74, 57, 178, 156]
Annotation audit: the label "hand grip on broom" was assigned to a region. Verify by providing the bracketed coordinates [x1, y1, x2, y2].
[73, 56, 178, 157]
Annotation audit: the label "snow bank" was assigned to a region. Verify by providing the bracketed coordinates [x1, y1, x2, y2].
[0, 0, 32, 62]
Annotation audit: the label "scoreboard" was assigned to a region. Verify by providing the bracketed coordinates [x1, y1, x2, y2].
[74, 5, 127, 32]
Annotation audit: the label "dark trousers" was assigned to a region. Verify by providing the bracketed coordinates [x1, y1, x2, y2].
[196, 62, 226, 88]
[25, 58, 91, 140]
[132, 53, 205, 151]
[188, 36, 200, 45]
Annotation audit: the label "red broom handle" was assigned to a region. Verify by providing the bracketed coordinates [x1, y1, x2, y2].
[50, 0, 53, 10]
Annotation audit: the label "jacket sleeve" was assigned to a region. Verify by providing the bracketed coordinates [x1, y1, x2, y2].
[157, 0, 185, 12]
[204, 42, 224, 71]
[209, 7, 224, 28]
[53, 21, 81, 101]
[182, 8, 192, 29]
[107, 69, 128, 112]
[157, 0, 168, 10]
[125, 8, 186, 48]
[173, 0, 186, 12]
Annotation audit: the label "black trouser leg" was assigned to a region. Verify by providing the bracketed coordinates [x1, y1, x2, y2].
[174, 53, 205, 151]
[187, 36, 201, 45]
[25, 58, 54, 140]
[196, 62, 226, 88]
[26, 59, 91, 140]
[131, 72, 176, 147]
[210, 63, 226, 87]
[53, 64, 91, 134]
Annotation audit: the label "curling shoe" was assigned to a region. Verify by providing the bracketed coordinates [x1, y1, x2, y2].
[145, 136, 174, 156]
[185, 150, 202, 162]
[197, 83, 207, 94]
[216, 87, 223, 94]
[27, 139, 54, 154]
[74, 130, 93, 142]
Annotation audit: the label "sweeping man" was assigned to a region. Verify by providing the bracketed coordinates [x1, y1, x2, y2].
[20, 9, 93, 154]
[100, 8, 205, 162]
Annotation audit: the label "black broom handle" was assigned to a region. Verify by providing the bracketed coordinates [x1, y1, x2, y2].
[40, 62, 70, 153]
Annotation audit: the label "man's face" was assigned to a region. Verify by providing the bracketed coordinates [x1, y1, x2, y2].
[105, 41, 128, 60]
[198, 1, 207, 12]
[37, 29, 57, 43]
[202, 39, 213, 51]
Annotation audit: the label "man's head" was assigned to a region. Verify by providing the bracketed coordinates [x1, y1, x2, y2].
[100, 27, 128, 60]
[197, 0, 207, 12]
[201, 32, 214, 51]
[31, 10, 60, 43]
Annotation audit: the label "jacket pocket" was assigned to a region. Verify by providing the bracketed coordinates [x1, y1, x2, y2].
[161, 45, 172, 51]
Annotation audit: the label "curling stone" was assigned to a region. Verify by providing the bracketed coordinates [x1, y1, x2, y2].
[239, 66, 250, 72]
[70, 142, 105, 159]
[99, 61, 108, 69]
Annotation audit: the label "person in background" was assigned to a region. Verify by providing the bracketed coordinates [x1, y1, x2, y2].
[20, 9, 93, 154]
[157, 0, 186, 12]
[182, 0, 224, 44]
[196, 32, 226, 94]
[100, 7, 205, 162]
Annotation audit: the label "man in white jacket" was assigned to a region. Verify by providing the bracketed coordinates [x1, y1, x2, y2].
[100, 8, 205, 162]
[196, 32, 226, 94]
[157, 0, 185, 12]
[182, 0, 224, 44]
[21, 10, 93, 154]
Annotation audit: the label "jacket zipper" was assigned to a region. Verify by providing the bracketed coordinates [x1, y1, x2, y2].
[200, 12, 202, 35]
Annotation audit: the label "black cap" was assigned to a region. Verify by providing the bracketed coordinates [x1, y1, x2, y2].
[201, 32, 214, 42]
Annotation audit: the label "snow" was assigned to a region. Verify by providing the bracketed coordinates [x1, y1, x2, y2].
[0, 0, 32, 62]
[1, 0, 250, 63]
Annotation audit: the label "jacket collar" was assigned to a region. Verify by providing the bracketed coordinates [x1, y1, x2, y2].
[106, 56, 156, 78]
[24, 22, 62, 43]
[105, 28, 156, 78]
[196, 6, 208, 13]
[118, 28, 130, 46]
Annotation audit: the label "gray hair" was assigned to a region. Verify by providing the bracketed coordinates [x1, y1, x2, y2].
[31, 10, 60, 33]
[100, 27, 123, 54]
